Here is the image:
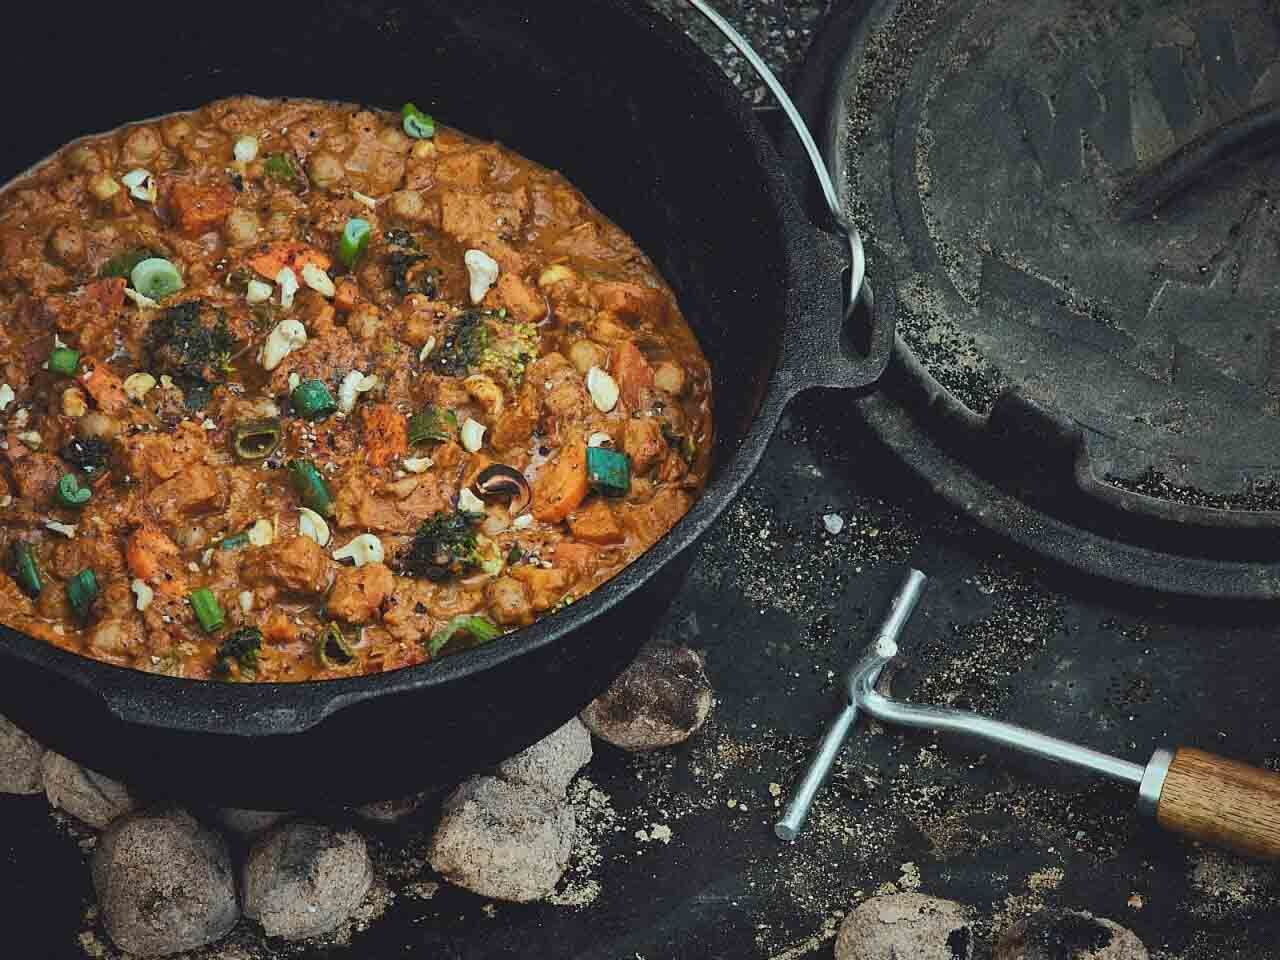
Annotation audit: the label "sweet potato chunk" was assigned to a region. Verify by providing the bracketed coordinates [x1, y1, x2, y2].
[247, 241, 332, 280]
[170, 180, 236, 236]
[566, 499, 623, 545]
[126, 525, 188, 597]
[78, 358, 128, 415]
[510, 565, 569, 612]
[147, 464, 225, 515]
[532, 442, 588, 523]
[360, 404, 409, 469]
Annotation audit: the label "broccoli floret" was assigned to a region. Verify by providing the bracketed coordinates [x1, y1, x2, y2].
[144, 300, 237, 385]
[398, 508, 484, 581]
[59, 437, 111, 476]
[212, 627, 262, 680]
[432, 310, 495, 377]
[480, 321, 540, 386]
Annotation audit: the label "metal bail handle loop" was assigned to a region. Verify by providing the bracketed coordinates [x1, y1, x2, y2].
[683, 0, 868, 318]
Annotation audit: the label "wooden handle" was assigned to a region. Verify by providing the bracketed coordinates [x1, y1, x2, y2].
[1156, 748, 1280, 858]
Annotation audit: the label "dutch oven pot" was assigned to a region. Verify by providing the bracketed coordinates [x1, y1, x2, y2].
[0, 0, 891, 805]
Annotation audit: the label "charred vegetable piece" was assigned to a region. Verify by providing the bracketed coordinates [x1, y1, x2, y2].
[291, 380, 337, 420]
[401, 102, 436, 140]
[100, 247, 160, 280]
[12, 542, 42, 597]
[386, 250, 437, 298]
[586, 446, 631, 496]
[144, 300, 237, 384]
[426, 614, 499, 657]
[232, 418, 282, 461]
[339, 218, 371, 269]
[407, 406, 458, 445]
[287, 459, 334, 516]
[316, 622, 356, 668]
[48, 347, 80, 376]
[213, 626, 262, 679]
[189, 588, 224, 633]
[66, 569, 98, 623]
[432, 311, 492, 376]
[56, 474, 91, 507]
[399, 509, 484, 581]
[472, 464, 532, 515]
[60, 437, 111, 475]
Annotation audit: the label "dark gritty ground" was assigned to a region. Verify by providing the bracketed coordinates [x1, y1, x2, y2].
[5, 2, 1280, 958]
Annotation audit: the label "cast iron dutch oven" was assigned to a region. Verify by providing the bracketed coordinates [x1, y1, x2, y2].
[0, 0, 891, 805]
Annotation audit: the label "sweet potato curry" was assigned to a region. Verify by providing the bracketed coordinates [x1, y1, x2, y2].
[0, 98, 711, 681]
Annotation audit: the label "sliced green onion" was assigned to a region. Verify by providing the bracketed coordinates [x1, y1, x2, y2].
[189, 587, 225, 633]
[407, 406, 458, 445]
[100, 247, 160, 280]
[56, 474, 91, 507]
[66, 569, 98, 622]
[401, 102, 436, 140]
[48, 347, 80, 376]
[586, 446, 631, 496]
[287, 459, 334, 516]
[426, 614, 500, 657]
[231, 418, 282, 461]
[130, 257, 184, 300]
[316, 622, 356, 668]
[340, 218, 372, 269]
[218, 531, 250, 551]
[12, 542, 42, 598]
[291, 380, 337, 421]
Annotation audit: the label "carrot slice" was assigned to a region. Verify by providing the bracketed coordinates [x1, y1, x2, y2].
[247, 241, 333, 280]
[79, 358, 128, 415]
[532, 442, 588, 523]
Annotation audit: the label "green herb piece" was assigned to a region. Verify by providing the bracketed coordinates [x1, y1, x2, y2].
[398, 509, 484, 581]
[56, 474, 91, 507]
[401, 102, 436, 140]
[407, 406, 458, 445]
[218, 532, 250, 551]
[263, 152, 299, 184]
[586, 446, 631, 496]
[316, 622, 356, 668]
[213, 626, 262, 679]
[291, 380, 337, 421]
[100, 247, 160, 280]
[48, 347, 80, 376]
[506, 545, 524, 566]
[426, 614, 499, 657]
[131, 258, 184, 300]
[189, 587, 225, 633]
[231, 418, 282, 461]
[340, 218, 372, 269]
[12, 542, 42, 597]
[66, 569, 98, 622]
[287, 459, 334, 516]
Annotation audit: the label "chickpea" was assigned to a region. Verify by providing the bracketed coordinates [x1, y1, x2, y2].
[265, 210, 293, 240]
[46, 225, 85, 267]
[378, 127, 410, 153]
[464, 374, 505, 416]
[66, 144, 102, 173]
[222, 208, 261, 247]
[88, 172, 121, 202]
[653, 361, 686, 396]
[61, 387, 87, 418]
[347, 303, 383, 341]
[121, 126, 162, 166]
[568, 339, 608, 375]
[386, 189, 427, 224]
[79, 412, 121, 440]
[410, 140, 437, 161]
[161, 116, 193, 148]
[307, 151, 345, 191]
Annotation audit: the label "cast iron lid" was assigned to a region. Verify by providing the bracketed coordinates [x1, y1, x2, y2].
[801, 0, 1280, 599]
